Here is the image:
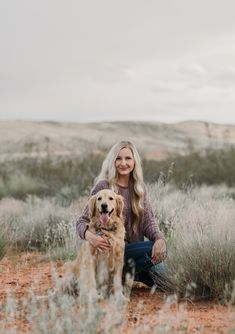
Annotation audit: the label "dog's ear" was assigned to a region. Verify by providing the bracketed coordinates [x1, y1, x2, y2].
[116, 195, 124, 218]
[88, 195, 97, 218]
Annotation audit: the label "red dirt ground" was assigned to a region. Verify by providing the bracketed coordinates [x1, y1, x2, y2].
[0, 252, 235, 334]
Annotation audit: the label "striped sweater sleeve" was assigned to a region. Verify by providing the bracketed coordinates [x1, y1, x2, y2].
[142, 186, 164, 242]
[76, 180, 110, 239]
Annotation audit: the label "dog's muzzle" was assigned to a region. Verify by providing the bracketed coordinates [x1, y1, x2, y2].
[99, 207, 114, 224]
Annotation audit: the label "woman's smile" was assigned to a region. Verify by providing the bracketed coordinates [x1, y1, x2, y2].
[115, 147, 135, 178]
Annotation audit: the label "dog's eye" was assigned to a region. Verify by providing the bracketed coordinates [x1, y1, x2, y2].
[109, 197, 114, 200]
[97, 197, 102, 201]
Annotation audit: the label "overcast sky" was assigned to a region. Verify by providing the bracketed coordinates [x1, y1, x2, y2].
[1, 0, 235, 124]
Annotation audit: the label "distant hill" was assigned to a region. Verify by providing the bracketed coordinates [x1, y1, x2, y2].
[1, 120, 235, 161]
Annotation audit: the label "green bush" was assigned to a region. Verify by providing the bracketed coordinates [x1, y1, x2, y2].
[143, 146, 235, 188]
[0, 153, 104, 201]
[1, 147, 235, 202]
[3, 173, 46, 199]
[0, 235, 7, 259]
[48, 245, 79, 261]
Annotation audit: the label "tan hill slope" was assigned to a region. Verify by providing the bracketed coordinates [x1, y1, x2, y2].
[0, 120, 235, 160]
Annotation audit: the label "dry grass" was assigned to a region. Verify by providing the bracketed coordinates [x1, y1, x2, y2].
[0, 182, 235, 332]
[0, 196, 78, 252]
[148, 182, 235, 302]
[1, 182, 235, 302]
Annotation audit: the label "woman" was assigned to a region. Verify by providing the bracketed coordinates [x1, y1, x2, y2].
[76, 141, 167, 289]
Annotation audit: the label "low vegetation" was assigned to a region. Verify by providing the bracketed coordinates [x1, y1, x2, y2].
[0, 180, 234, 304]
[0, 196, 78, 252]
[0, 235, 6, 259]
[0, 153, 105, 202]
[143, 146, 235, 189]
[1, 146, 235, 201]
[148, 182, 235, 303]
[0, 147, 235, 332]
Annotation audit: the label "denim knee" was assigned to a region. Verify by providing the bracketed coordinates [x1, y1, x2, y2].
[150, 262, 166, 277]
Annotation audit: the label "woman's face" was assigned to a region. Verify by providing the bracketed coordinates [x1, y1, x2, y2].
[115, 147, 135, 177]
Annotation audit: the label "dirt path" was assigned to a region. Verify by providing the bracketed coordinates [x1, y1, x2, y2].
[0, 252, 235, 334]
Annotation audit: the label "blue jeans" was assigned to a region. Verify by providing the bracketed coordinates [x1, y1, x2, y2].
[124, 241, 166, 289]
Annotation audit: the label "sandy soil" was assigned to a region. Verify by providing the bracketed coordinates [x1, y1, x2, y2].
[0, 252, 235, 334]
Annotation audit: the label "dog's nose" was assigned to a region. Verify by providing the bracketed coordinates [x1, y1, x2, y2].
[101, 203, 108, 212]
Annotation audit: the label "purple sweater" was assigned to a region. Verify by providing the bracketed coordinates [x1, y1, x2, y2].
[76, 180, 164, 243]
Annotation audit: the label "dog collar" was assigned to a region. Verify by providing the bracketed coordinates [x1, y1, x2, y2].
[96, 225, 117, 235]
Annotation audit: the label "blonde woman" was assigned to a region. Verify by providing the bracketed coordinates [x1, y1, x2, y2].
[77, 141, 167, 289]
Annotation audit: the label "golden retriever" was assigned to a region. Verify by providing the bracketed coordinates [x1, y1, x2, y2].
[61, 189, 126, 300]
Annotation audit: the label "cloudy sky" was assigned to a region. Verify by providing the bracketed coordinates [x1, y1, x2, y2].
[1, 0, 235, 124]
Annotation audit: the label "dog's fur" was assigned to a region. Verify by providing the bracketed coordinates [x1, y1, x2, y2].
[60, 189, 126, 299]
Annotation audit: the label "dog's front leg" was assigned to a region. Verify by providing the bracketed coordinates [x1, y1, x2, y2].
[113, 260, 128, 304]
[79, 244, 98, 303]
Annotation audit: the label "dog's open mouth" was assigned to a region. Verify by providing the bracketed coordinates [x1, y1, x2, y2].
[99, 209, 114, 224]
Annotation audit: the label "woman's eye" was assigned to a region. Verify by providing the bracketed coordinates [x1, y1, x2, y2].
[109, 197, 114, 200]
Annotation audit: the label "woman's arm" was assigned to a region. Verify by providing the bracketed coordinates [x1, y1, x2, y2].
[142, 186, 167, 263]
[142, 187, 164, 241]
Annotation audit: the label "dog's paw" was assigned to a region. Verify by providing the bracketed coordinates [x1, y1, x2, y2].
[113, 291, 129, 305]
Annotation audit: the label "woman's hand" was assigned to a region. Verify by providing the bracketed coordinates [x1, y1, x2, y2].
[85, 230, 111, 252]
[151, 239, 167, 264]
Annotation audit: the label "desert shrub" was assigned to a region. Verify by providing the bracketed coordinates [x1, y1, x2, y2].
[48, 245, 78, 261]
[0, 173, 46, 200]
[1, 146, 235, 202]
[1, 182, 235, 304]
[0, 235, 7, 259]
[0, 177, 7, 198]
[0, 153, 104, 201]
[1, 285, 126, 334]
[55, 185, 84, 206]
[0, 196, 78, 251]
[143, 146, 235, 188]
[148, 182, 235, 303]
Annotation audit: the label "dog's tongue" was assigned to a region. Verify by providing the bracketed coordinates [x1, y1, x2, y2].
[100, 213, 109, 225]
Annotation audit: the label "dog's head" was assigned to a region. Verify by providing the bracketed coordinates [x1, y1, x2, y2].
[88, 189, 124, 225]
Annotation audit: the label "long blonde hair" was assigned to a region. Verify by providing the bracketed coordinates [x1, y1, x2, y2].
[96, 141, 144, 231]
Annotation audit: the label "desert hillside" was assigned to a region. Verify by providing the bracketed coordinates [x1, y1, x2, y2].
[1, 120, 235, 160]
